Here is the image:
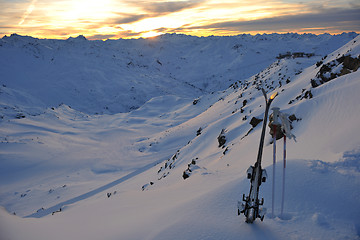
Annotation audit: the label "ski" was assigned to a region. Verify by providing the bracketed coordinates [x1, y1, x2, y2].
[238, 88, 278, 223]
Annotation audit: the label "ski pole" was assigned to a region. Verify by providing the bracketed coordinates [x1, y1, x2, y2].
[272, 124, 276, 218]
[281, 135, 286, 217]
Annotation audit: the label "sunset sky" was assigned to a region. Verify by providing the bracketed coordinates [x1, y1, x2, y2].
[0, 0, 359, 40]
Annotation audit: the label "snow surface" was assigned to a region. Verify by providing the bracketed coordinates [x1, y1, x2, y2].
[0, 33, 360, 239]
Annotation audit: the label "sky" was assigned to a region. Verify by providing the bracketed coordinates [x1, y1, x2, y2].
[0, 0, 359, 40]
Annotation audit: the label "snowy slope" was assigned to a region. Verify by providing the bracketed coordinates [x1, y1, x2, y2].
[1, 33, 360, 240]
[0, 32, 357, 115]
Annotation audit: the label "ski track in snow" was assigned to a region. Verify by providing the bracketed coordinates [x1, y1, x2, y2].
[25, 159, 163, 218]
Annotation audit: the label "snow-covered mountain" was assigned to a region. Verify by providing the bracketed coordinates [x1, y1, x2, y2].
[0, 33, 360, 240]
[0, 32, 357, 116]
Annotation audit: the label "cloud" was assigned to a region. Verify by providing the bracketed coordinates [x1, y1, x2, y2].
[140, 0, 204, 14]
[19, 0, 38, 25]
[106, 1, 206, 29]
[180, 6, 360, 34]
[111, 13, 150, 24]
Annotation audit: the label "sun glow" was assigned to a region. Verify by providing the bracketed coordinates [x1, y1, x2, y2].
[140, 31, 164, 38]
[121, 15, 184, 34]
[54, 0, 114, 23]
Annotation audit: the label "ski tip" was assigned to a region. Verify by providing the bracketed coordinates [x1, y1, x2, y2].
[270, 92, 278, 100]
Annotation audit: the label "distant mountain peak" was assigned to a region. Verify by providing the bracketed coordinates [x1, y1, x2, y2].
[67, 35, 87, 41]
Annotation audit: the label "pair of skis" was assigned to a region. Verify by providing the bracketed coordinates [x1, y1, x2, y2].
[238, 88, 278, 223]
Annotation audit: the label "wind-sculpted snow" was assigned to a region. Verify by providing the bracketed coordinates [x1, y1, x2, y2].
[0, 33, 360, 240]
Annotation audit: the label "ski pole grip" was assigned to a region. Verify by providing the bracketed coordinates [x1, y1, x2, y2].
[271, 107, 281, 125]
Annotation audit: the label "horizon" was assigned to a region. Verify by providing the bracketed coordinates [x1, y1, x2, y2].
[1, 0, 359, 40]
[2, 31, 359, 41]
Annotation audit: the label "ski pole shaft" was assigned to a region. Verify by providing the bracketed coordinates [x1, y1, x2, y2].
[283, 135, 286, 168]
[281, 135, 286, 216]
[272, 125, 276, 217]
